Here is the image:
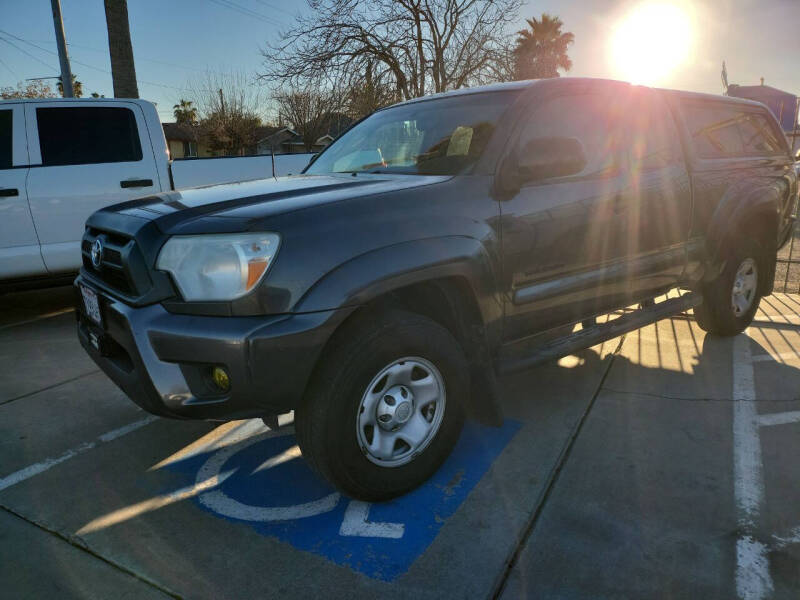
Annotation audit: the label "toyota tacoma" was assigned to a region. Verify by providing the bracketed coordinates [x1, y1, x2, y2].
[75, 78, 798, 500]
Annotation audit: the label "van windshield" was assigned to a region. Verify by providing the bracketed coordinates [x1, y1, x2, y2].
[305, 91, 518, 176]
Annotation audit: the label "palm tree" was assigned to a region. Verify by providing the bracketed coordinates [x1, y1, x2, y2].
[173, 99, 198, 124]
[513, 14, 574, 80]
[57, 74, 83, 98]
[104, 0, 139, 98]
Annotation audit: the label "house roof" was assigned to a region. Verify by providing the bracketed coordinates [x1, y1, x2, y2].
[255, 126, 299, 145]
[162, 122, 198, 142]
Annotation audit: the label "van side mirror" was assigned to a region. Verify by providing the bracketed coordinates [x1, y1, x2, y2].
[795, 148, 800, 162]
[500, 137, 587, 192]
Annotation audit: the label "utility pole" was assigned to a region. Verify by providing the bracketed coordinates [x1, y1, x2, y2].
[50, 0, 74, 98]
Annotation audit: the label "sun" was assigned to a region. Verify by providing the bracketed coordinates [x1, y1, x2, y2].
[610, 2, 694, 86]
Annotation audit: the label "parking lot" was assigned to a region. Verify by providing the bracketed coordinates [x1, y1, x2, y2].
[1, 287, 798, 599]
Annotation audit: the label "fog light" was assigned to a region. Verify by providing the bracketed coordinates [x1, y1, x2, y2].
[210, 366, 230, 392]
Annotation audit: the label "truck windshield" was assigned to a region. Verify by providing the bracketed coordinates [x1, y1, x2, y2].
[306, 91, 518, 176]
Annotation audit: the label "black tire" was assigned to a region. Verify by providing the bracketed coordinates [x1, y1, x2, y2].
[694, 238, 764, 336]
[295, 309, 467, 501]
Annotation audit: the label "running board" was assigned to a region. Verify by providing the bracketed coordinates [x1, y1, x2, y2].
[496, 292, 702, 375]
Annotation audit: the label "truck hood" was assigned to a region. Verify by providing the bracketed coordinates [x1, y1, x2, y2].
[110, 173, 449, 234]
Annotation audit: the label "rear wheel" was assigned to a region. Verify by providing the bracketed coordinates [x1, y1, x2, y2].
[295, 309, 467, 501]
[694, 238, 764, 336]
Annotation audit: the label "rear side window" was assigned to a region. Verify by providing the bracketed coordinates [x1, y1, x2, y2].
[0, 110, 11, 169]
[517, 93, 626, 178]
[683, 103, 786, 159]
[739, 113, 784, 155]
[627, 94, 683, 170]
[37, 106, 143, 166]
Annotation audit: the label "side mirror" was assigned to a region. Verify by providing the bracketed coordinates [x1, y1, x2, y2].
[794, 148, 800, 162]
[500, 137, 587, 192]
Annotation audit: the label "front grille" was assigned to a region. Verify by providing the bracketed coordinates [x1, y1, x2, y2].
[81, 228, 139, 296]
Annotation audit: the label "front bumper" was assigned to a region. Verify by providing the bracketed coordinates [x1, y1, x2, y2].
[75, 276, 350, 420]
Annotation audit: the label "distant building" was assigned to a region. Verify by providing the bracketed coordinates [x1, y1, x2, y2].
[727, 83, 799, 133]
[162, 122, 199, 158]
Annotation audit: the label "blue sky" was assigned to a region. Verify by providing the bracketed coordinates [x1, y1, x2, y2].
[1, 0, 798, 123]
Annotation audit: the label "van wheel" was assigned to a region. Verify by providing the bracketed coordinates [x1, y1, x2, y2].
[295, 309, 467, 501]
[694, 238, 764, 336]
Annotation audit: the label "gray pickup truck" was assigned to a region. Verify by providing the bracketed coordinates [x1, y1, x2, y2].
[75, 78, 798, 500]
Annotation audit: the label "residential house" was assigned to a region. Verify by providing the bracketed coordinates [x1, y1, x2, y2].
[163, 112, 356, 159]
[162, 122, 200, 158]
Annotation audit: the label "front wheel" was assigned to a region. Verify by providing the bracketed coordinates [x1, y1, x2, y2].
[694, 238, 764, 336]
[295, 310, 467, 501]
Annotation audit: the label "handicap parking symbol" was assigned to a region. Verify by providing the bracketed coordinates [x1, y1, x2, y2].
[166, 419, 519, 580]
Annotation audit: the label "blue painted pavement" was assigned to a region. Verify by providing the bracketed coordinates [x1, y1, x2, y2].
[166, 420, 519, 580]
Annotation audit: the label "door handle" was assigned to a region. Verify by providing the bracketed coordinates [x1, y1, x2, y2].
[120, 179, 153, 188]
[0, 188, 19, 197]
[611, 196, 627, 213]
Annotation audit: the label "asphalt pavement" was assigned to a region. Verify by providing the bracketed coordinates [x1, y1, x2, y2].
[0, 287, 798, 599]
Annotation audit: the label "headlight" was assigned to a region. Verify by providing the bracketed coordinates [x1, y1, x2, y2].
[156, 233, 280, 301]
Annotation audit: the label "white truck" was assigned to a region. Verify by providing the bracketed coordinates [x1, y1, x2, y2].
[0, 98, 312, 287]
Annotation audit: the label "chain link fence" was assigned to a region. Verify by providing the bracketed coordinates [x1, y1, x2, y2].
[775, 219, 800, 294]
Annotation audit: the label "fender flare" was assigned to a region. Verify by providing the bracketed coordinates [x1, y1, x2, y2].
[293, 236, 502, 328]
[705, 181, 782, 262]
[704, 180, 783, 293]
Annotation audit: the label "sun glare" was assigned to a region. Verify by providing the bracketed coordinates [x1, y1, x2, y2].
[610, 2, 693, 86]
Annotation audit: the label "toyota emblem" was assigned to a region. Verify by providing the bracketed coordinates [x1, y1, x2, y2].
[91, 238, 104, 269]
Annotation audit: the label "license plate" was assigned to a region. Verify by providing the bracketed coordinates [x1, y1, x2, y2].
[80, 285, 102, 326]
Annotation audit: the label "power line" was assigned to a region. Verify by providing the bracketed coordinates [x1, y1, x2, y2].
[205, 0, 282, 26]
[253, 0, 297, 18]
[0, 30, 214, 95]
[0, 54, 18, 79]
[0, 36, 57, 72]
[17, 37, 232, 77]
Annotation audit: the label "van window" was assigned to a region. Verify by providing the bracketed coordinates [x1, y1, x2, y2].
[37, 106, 143, 167]
[516, 93, 625, 179]
[627, 95, 683, 170]
[0, 110, 11, 169]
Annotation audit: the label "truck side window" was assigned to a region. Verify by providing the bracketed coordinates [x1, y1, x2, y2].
[0, 110, 11, 169]
[739, 113, 784, 156]
[627, 96, 683, 170]
[517, 93, 624, 179]
[682, 104, 746, 158]
[37, 107, 143, 167]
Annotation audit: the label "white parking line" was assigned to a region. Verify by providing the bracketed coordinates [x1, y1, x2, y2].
[0, 415, 157, 493]
[757, 411, 800, 428]
[0, 307, 75, 331]
[772, 526, 800, 550]
[751, 351, 800, 363]
[732, 333, 773, 600]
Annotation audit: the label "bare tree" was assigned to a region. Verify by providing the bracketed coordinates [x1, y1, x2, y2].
[190, 72, 265, 156]
[345, 62, 400, 119]
[1, 80, 57, 99]
[260, 0, 524, 101]
[274, 79, 344, 152]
